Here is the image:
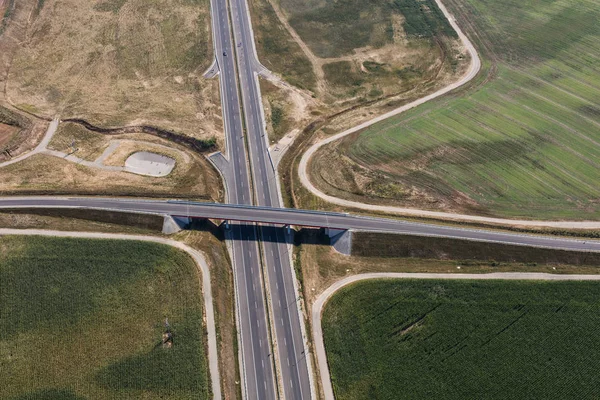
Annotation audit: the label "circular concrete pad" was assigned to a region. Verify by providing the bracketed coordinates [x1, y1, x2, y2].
[125, 151, 176, 177]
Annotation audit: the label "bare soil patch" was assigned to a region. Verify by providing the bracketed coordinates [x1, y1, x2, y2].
[0, 123, 17, 147]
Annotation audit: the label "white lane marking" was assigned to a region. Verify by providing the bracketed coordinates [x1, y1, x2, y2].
[287, 358, 290, 366]
[259, 339, 262, 347]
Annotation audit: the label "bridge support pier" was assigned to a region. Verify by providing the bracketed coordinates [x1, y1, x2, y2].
[162, 215, 191, 234]
[325, 228, 352, 256]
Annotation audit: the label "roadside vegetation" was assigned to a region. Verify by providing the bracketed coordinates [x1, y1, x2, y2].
[259, 80, 297, 144]
[296, 231, 600, 308]
[323, 279, 600, 399]
[0, 236, 209, 399]
[0, 0, 219, 141]
[249, 0, 316, 91]
[311, 0, 600, 220]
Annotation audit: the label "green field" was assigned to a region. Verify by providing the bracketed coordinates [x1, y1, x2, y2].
[323, 279, 600, 400]
[0, 236, 208, 399]
[250, 0, 316, 90]
[324, 0, 600, 219]
[283, 0, 455, 58]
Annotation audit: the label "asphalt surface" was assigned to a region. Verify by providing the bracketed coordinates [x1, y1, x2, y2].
[2, 198, 600, 254]
[207, 0, 277, 397]
[227, 0, 313, 397]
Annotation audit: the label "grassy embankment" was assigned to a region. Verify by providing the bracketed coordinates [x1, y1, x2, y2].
[323, 279, 600, 399]
[0, 236, 209, 399]
[249, 0, 316, 91]
[312, 0, 600, 220]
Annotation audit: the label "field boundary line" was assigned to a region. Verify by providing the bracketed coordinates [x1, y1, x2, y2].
[0, 228, 222, 400]
[312, 272, 600, 400]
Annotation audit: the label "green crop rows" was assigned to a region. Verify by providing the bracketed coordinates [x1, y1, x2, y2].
[323, 279, 600, 400]
[0, 236, 208, 399]
[345, 0, 600, 219]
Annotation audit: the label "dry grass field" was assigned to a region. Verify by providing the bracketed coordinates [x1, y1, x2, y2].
[1, 0, 220, 141]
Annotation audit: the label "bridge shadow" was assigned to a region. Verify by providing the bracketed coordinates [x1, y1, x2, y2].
[187, 218, 332, 247]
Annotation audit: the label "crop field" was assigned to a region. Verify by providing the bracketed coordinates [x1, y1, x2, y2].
[322, 279, 600, 400]
[0, 236, 209, 399]
[315, 0, 600, 219]
[1, 0, 219, 141]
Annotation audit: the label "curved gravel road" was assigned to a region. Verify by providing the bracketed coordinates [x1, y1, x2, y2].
[0, 228, 222, 400]
[312, 272, 600, 400]
[0, 118, 59, 168]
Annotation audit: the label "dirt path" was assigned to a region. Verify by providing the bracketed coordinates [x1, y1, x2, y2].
[0, 228, 222, 400]
[0, 117, 59, 167]
[297, 0, 600, 230]
[263, 0, 325, 94]
[312, 272, 600, 400]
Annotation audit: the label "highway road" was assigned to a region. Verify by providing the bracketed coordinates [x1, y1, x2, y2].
[227, 0, 313, 397]
[2, 197, 600, 254]
[207, 0, 277, 397]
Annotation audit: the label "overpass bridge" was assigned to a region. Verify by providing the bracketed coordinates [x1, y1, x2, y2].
[1, 197, 600, 254]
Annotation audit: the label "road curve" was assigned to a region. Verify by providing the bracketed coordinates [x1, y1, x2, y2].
[0, 228, 221, 399]
[0, 118, 59, 168]
[297, 0, 598, 230]
[312, 272, 600, 400]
